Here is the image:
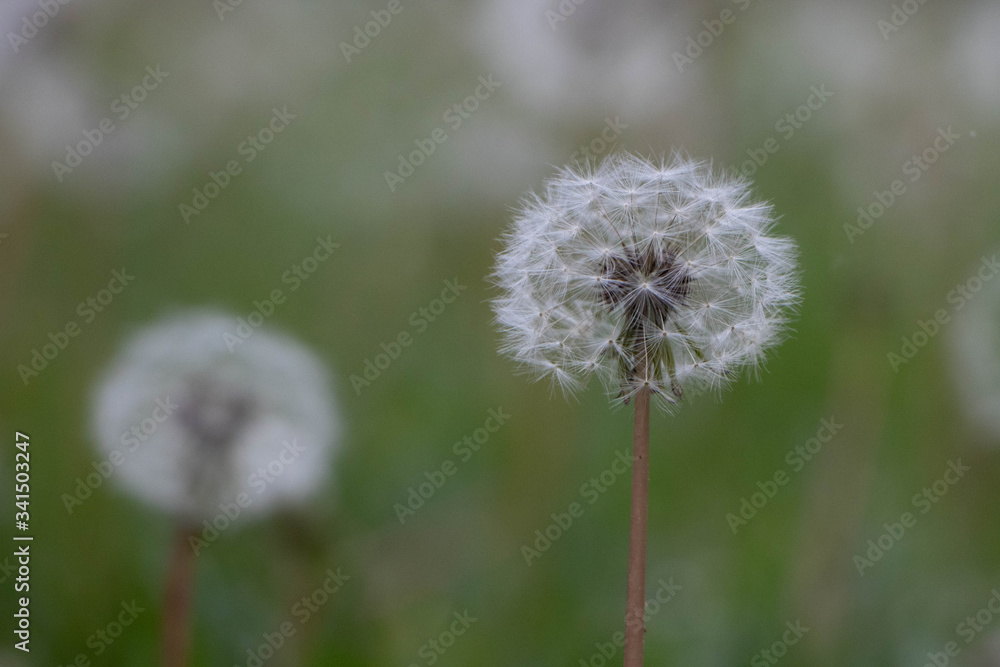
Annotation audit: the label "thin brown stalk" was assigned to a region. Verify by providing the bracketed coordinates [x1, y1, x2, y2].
[623, 388, 650, 667]
[162, 524, 196, 667]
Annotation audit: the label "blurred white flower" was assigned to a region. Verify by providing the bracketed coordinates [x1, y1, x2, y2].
[950, 271, 1000, 442]
[950, 2, 1000, 112]
[783, 1, 887, 96]
[0, 0, 341, 201]
[492, 153, 800, 409]
[471, 0, 692, 121]
[745, 0, 970, 225]
[91, 310, 339, 521]
[0, 53, 94, 174]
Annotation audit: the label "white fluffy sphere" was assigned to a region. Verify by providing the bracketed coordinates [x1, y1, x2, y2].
[91, 310, 338, 521]
[492, 153, 800, 409]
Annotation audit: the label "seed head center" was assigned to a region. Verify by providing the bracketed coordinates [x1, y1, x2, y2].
[598, 244, 692, 324]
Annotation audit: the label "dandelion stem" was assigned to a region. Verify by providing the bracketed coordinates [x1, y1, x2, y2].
[162, 524, 196, 667]
[624, 387, 650, 667]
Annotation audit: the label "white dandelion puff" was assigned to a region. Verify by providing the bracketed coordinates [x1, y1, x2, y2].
[491, 152, 800, 410]
[91, 309, 339, 521]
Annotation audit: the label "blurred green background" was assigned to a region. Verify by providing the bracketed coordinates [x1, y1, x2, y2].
[2, 0, 1000, 664]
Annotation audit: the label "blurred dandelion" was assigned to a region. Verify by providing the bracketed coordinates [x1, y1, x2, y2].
[951, 271, 1000, 444]
[91, 309, 339, 667]
[492, 152, 799, 665]
[472, 0, 691, 122]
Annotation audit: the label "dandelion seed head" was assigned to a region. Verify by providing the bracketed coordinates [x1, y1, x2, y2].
[91, 310, 339, 521]
[491, 153, 800, 409]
